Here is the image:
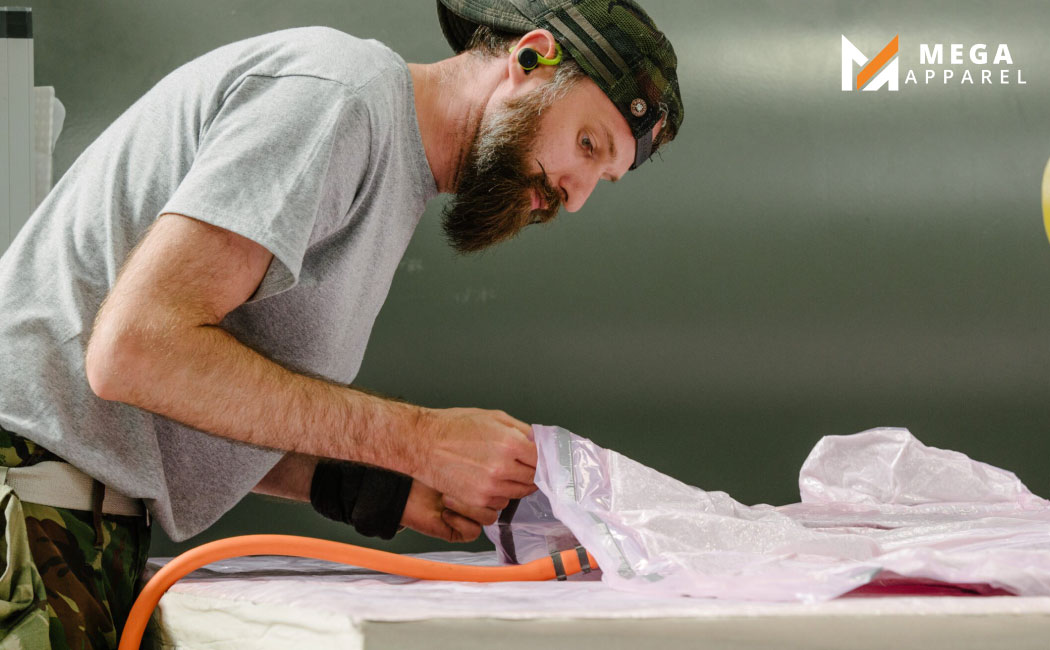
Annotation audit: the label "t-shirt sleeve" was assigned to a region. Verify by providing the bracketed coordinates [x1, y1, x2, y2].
[159, 74, 369, 302]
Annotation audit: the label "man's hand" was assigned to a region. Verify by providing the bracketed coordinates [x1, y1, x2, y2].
[401, 479, 504, 542]
[413, 408, 538, 512]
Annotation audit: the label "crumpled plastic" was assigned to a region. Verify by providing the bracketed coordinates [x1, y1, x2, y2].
[484, 426, 1050, 601]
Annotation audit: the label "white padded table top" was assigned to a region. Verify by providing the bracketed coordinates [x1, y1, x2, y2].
[143, 551, 1050, 650]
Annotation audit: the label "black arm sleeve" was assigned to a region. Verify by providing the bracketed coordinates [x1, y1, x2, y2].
[310, 460, 413, 540]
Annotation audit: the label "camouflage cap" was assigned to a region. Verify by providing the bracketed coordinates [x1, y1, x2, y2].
[436, 0, 683, 169]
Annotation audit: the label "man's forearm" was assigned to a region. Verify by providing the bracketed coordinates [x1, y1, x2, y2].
[87, 319, 424, 475]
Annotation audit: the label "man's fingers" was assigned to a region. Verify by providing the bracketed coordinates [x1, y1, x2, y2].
[466, 475, 535, 513]
[483, 495, 511, 512]
[507, 425, 538, 466]
[492, 412, 537, 463]
[414, 519, 454, 541]
[442, 495, 499, 526]
[441, 509, 481, 542]
[521, 446, 538, 468]
[501, 479, 537, 499]
[506, 459, 536, 484]
[472, 480, 536, 509]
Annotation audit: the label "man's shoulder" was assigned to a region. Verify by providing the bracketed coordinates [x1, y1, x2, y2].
[241, 27, 406, 91]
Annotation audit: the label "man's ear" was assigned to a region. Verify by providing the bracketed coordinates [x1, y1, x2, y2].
[507, 29, 559, 87]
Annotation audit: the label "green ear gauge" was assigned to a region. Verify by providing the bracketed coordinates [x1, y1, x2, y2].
[510, 42, 563, 72]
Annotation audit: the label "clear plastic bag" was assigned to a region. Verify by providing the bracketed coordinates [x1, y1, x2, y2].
[483, 489, 579, 565]
[485, 426, 1050, 601]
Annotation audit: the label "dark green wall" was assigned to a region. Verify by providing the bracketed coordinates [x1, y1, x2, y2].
[19, 0, 1050, 556]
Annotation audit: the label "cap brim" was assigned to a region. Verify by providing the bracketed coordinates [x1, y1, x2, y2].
[437, 2, 478, 52]
[437, 0, 538, 52]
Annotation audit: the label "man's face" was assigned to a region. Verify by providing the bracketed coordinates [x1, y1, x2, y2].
[443, 75, 636, 253]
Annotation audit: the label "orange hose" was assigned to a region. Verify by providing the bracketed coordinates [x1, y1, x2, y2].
[118, 534, 599, 650]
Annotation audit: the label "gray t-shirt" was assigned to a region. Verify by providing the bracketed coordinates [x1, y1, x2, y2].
[0, 27, 437, 541]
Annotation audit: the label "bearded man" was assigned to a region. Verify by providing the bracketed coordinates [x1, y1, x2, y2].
[0, 1, 682, 647]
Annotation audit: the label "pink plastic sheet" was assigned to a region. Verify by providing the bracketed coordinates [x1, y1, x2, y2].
[485, 427, 1050, 602]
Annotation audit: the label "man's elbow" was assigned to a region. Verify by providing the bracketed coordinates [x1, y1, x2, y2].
[85, 316, 148, 403]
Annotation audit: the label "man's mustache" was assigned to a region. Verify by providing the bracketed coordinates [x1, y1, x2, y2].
[529, 161, 562, 224]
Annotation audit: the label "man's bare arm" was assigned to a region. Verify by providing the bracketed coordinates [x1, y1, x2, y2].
[86, 214, 537, 510]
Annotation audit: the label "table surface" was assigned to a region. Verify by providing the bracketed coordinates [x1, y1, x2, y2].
[144, 552, 1050, 650]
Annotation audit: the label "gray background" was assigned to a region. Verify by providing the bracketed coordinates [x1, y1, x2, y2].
[15, 0, 1050, 556]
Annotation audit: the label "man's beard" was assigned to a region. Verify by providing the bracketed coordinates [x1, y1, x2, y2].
[442, 87, 564, 253]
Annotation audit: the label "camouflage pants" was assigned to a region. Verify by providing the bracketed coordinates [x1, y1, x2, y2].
[0, 426, 151, 649]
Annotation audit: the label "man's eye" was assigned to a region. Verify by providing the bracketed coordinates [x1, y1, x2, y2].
[581, 135, 594, 153]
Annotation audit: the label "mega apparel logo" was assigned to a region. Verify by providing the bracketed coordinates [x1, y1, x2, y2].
[842, 35, 1026, 91]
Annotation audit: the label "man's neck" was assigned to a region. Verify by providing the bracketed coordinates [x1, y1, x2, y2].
[408, 54, 503, 194]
